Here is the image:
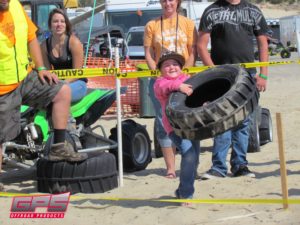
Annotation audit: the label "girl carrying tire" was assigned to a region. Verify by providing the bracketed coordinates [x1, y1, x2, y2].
[154, 51, 200, 206]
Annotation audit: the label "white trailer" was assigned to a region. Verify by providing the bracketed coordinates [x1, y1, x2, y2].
[181, 0, 212, 28]
[105, 0, 212, 33]
[279, 15, 300, 56]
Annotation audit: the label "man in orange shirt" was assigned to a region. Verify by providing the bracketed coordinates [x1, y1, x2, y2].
[0, 0, 87, 191]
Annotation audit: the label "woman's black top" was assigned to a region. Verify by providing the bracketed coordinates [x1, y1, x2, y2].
[46, 35, 87, 82]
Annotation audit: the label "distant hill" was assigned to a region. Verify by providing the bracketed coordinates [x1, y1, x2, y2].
[256, 2, 300, 18]
[78, 0, 299, 18]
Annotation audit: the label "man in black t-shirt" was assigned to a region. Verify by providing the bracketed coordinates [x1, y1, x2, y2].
[197, 0, 269, 179]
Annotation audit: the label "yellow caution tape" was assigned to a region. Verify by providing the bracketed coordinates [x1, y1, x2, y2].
[52, 59, 300, 80]
[240, 60, 300, 68]
[1, 192, 300, 205]
[70, 196, 300, 205]
[51, 67, 120, 79]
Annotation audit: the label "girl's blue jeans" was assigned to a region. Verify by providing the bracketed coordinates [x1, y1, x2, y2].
[149, 78, 173, 148]
[169, 132, 200, 198]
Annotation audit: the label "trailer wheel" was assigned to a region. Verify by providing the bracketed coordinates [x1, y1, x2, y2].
[167, 65, 259, 140]
[109, 119, 152, 172]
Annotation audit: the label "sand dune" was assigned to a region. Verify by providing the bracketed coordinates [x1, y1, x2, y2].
[258, 3, 300, 18]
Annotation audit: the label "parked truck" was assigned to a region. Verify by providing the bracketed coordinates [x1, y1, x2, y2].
[279, 15, 300, 56]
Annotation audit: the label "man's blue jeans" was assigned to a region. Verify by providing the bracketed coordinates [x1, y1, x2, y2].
[210, 116, 251, 176]
[69, 80, 87, 103]
[210, 70, 256, 176]
[169, 132, 200, 198]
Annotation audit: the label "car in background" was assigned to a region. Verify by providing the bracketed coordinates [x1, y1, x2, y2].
[126, 26, 145, 59]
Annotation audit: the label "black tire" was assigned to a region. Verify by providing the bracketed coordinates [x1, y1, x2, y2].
[280, 49, 291, 58]
[259, 108, 273, 145]
[153, 121, 163, 158]
[109, 119, 152, 172]
[36, 151, 118, 194]
[247, 107, 261, 153]
[167, 65, 259, 140]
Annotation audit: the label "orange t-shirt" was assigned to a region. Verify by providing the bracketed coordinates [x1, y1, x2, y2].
[0, 8, 37, 95]
[144, 14, 196, 63]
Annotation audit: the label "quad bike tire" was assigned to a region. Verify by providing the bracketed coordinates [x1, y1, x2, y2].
[280, 49, 291, 59]
[259, 108, 273, 145]
[154, 121, 163, 158]
[247, 107, 261, 153]
[166, 65, 259, 140]
[109, 119, 152, 172]
[36, 151, 118, 194]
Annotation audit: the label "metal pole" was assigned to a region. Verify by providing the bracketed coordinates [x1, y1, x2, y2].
[296, 29, 300, 58]
[83, 0, 97, 67]
[114, 47, 124, 187]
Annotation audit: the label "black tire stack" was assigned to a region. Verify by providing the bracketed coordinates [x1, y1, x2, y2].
[37, 152, 118, 194]
[166, 65, 259, 140]
[247, 107, 261, 153]
[247, 107, 273, 152]
[259, 108, 273, 146]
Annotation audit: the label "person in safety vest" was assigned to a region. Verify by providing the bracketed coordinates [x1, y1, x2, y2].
[0, 0, 88, 191]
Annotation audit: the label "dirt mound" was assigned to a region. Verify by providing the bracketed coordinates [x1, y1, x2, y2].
[257, 2, 300, 18]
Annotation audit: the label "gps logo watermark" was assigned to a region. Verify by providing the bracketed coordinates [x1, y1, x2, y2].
[10, 192, 70, 219]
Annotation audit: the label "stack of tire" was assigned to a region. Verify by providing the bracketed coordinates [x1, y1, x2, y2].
[166, 65, 260, 141]
[247, 107, 273, 152]
[37, 151, 118, 194]
[37, 119, 153, 194]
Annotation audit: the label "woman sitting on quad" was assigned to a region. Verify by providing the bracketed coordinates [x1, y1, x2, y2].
[41, 8, 88, 103]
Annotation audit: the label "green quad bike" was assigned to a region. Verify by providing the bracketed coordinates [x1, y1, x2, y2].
[2, 88, 152, 177]
[254, 41, 291, 60]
